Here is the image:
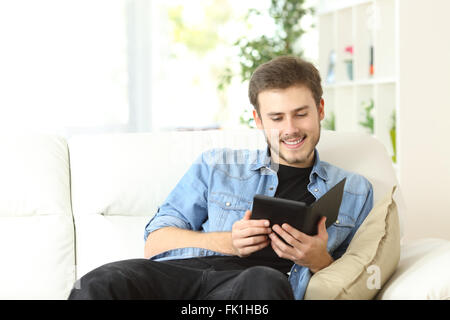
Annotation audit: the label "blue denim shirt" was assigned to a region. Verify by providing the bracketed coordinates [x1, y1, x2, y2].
[144, 147, 373, 300]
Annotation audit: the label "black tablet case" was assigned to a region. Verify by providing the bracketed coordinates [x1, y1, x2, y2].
[248, 178, 346, 260]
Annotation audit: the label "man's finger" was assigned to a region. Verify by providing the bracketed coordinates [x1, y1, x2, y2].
[234, 219, 269, 231]
[242, 210, 269, 226]
[269, 232, 295, 254]
[271, 240, 285, 259]
[242, 219, 270, 228]
[235, 235, 269, 248]
[318, 216, 327, 238]
[240, 240, 270, 256]
[280, 223, 309, 243]
[239, 227, 272, 238]
[270, 234, 296, 261]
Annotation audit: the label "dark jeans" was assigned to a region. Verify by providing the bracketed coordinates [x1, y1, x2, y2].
[68, 256, 294, 300]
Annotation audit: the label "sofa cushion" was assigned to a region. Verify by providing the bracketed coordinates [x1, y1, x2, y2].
[376, 238, 450, 300]
[304, 185, 400, 299]
[68, 129, 268, 277]
[0, 134, 75, 299]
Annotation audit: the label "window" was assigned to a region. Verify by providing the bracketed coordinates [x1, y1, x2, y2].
[0, 0, 132, 138]
[0, 0, 317, 137]
[150, 0, 318, 131]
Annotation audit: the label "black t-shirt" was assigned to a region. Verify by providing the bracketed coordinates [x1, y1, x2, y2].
[232, 163, 316, 274]
[274, 164, 315, 205]
[190, 163, 316, 275]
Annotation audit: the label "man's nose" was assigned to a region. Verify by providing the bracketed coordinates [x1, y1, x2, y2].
[284, 117, 300, 136]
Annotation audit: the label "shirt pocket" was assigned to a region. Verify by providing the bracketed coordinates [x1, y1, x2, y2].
[327, 213, 356, 252]
[208, 192, 252, 231]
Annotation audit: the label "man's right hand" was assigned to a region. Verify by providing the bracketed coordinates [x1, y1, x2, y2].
[231, 210, 272, 257]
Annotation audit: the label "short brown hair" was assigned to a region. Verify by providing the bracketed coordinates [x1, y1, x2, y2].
[248, 56, 323, 114]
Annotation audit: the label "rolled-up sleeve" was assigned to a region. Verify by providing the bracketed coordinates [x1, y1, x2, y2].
[144, 151, 210, 241]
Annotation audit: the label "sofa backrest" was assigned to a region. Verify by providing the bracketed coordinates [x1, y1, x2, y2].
[68, 129, 267, 278]
[68, 129, 404, 279]
[0, 135, 75, 299]
[316, 130, 403, 216]
[0, 130, 403, 299]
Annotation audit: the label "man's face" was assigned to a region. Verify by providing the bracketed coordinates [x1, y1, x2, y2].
[253, 85, 325, 168]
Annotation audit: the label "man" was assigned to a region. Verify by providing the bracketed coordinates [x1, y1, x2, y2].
[68, 56, 373, 300]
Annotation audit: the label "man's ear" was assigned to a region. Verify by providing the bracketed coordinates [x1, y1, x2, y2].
[318, 98, 325, 121]
[253, 109, 263, 130]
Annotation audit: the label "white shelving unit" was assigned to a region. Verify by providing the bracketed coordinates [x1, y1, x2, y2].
[318, 0, 450, 242]
[317, 0, 398, 169]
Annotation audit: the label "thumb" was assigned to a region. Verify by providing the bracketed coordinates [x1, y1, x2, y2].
[318, 216, 327, 236]
[243, 210, 252, 220]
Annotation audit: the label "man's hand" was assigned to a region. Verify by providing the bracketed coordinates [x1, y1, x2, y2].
[231, 210, 272, 257]
[269, 216, 334, 273]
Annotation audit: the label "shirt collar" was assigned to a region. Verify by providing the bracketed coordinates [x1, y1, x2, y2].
[250, 146, 329, 182]
[310, 148, 328, 181]
[249, 146, 272, 171]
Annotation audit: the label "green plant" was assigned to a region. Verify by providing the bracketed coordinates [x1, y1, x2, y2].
[359, 99, 374, 134]
[219, 0, 315, 127]
[168, 1, 231, 57]
[390, 110, 397, 163]
[322, 111, 336, 131]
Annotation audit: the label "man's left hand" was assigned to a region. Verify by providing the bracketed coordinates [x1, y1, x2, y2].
[269, 216, 334, 274]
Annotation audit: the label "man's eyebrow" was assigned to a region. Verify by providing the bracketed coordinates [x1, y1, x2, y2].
[266, 105, 310, 116]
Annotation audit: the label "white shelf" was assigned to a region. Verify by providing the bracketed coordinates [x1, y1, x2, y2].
[318, 0, 398, 171]
[324, 77, 396, 89]
[318, 0, 373, 15]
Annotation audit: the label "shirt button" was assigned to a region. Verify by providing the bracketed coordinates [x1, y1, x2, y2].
[269, 187, 274, 191]
[314, 188, 319, 192]
[225, 202, 231, 207]
[336, 220, 340, 224]
[294, 268, 298, 272]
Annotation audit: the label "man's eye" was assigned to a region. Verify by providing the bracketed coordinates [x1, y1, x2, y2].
[271, 114, 306, 121]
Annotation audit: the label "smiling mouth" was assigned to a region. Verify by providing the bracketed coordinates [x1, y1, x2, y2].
[281, 136, 306, 149]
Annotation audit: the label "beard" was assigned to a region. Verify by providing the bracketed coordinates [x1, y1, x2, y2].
[262, 122, 321, 167]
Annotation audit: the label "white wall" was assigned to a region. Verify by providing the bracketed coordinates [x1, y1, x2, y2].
[398, 0, 450, 242]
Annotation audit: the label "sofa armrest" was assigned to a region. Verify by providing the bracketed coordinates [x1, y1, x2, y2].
[376, 238, 450, 300]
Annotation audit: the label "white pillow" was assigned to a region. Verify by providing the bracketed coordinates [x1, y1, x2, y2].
[376, 238, 450, 300]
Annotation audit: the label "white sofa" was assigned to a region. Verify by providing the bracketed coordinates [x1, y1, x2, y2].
[0, 129, 448, 300]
